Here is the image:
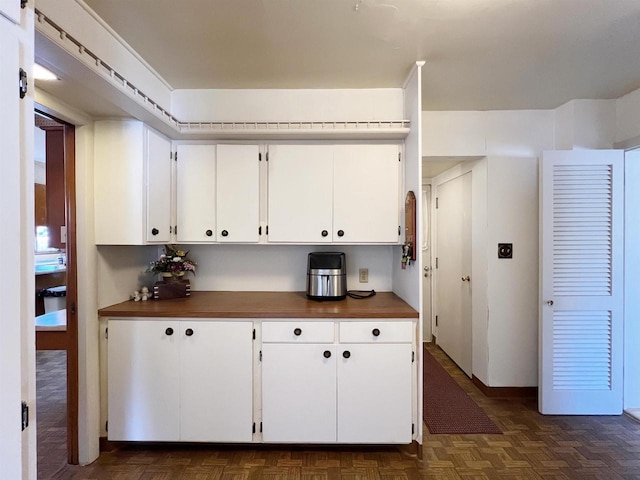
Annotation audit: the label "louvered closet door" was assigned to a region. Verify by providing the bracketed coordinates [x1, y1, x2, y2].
[540, 150, 624, 414]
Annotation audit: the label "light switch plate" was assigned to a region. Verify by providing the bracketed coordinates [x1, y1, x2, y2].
[498, 243, 513, 259]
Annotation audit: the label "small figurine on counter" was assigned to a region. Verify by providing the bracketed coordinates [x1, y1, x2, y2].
[132, 290, 141, 302]
[140, 286, 150, 301]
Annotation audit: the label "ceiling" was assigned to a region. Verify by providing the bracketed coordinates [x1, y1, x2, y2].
[34, 1, 640, 178]
[68, 0, 640, 113]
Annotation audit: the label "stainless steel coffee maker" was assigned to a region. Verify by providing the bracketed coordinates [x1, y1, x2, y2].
[306, 252, 347, 301]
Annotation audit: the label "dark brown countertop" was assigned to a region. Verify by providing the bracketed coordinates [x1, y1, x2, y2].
[98, 291, 418, 319]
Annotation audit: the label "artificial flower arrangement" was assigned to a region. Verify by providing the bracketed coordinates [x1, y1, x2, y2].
[147, 245, 197, 278]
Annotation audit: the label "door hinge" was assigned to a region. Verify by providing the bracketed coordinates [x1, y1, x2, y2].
[398, 226, 401, 236]
[260, 422, 263, 432]
[412, 351, 415, 363]
[266, 226, 269, 235]
[105, 327, 108, 340]
[435, 257, 438, 269]
[259, 153, 262, 162]
[174, 225, 178, 236]
[19, 68, 28, 99]
[435, 315, 438, 327]
[258, 226, 262, 236]
[259, 350, 262, 362]
[70, 302, 77, 315]
[174, 151, 178, 161]
[266, 152, 269, 162]
[435, 197, 439, 209]
[21, 402, 29, 431]
[252, 422, 256, 434]
[412, 423, 415, 435]
[106, 421, 108, 432]
[398, 152, 401, 162]
[252, 329, 256, 340]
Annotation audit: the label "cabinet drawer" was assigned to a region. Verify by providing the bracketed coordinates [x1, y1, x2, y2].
[262, 321, 334, 343]
[339, 321, 413, 343]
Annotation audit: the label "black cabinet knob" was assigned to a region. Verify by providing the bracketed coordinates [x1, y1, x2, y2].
[323, 350, 331, 358]
[372, 328, 380, 337]
[205, 229, 213, 237]
[342, 350, 351, 359]
[151, 228, 159, 236]
[321, 230, 328, 237]
[337, 230, 344, 237]
[294, 328, 302, 336]
[221, 230, 229, 237]
[185, 328, 194, 337]
[165, 327, 174, 336]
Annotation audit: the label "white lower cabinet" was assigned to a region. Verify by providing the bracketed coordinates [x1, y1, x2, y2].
[261, 320, 414, 443]
[107, 318, 414, 444]
[107, 319, 253, 442]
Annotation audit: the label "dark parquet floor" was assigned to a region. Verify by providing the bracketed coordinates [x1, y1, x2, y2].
[38, 345, 640, 480]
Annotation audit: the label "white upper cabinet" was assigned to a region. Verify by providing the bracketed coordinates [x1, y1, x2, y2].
[333, 144, 400, 243]
[175, 144, 260, 243]
[176, 145, 217, 243]
[146, 129, 172, 243]
[267, 144, 401, 243]
[267, 145, 334, 243]
[94, 120, 172, 245]
[216, 144, 260, 243]
[0, 0, 20, 24]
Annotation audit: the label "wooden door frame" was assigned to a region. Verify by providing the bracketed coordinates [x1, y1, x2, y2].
[35, 110, 78, 464]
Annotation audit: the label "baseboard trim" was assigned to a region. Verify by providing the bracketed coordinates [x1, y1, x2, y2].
[472, 375, 537, 398]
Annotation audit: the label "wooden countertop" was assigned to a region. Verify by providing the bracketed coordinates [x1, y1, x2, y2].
[98, 291, 418, 319]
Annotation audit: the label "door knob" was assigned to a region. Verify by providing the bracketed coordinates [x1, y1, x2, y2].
[547, 300, 554, 306]
[461, 275, 470, 282]
[185, 328, 194, 336]
[323, 350, 331, 358]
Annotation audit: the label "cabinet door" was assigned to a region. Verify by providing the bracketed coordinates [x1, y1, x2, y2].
[333, 145, 400, 243]
[107, 320, 180, 441]
[262, 344, 336, 442]
[0, 0, 20, 24]
[145, 128, 172, 243]
[216, 144, 260, 242]
[180, 321, 253, 442]
[94, 120, 145, 244]
[267, 145, 333, 243]
[337, 343, 412, 443]
[176, 145, 216, 242]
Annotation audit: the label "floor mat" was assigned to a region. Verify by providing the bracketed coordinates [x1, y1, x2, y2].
[423, 346, 502, 434]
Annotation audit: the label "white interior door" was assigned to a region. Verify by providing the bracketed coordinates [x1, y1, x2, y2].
[540, 150, 624, 414]
[435, 172, 472, 376]
[422, 185, 432, 341]
[0, 19, 24, 479]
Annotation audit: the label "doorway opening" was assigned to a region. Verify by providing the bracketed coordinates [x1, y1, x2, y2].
[34, 111, 79, 470]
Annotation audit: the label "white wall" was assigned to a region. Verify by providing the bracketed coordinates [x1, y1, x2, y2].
[393, 63, 423, 312]
[182, 244, 393, 293]
[172, 89, 404, 123]
[554, 99, 616, 149]
[624, 151, 640, 409]
[424, 110, 552, 387]
[486, 156, 539, 386]
[616, 87, 640, 145]
[74, 124, 101, 464]
[423, 110, 554, 158]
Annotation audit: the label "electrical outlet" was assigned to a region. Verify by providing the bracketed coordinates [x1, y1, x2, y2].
[359, 268, 369, 283]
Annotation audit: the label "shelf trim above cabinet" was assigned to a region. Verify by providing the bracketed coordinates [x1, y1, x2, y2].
[176, 121, 411, 141]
